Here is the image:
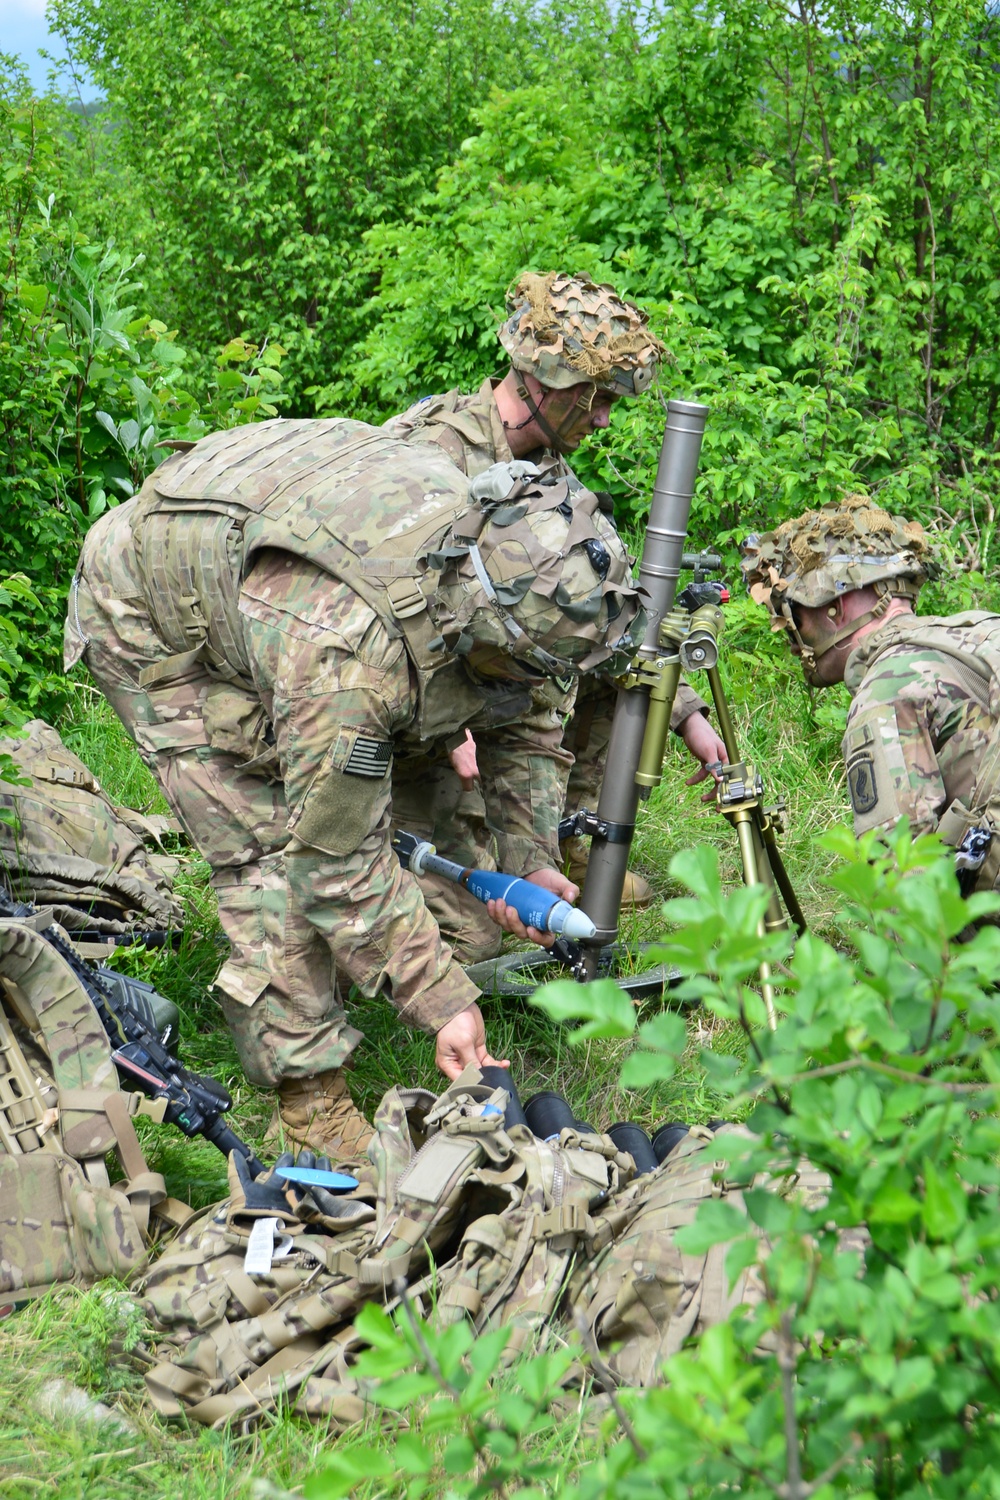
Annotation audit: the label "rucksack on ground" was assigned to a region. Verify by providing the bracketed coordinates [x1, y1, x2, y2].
[0, 915, 189, 1303]
[0, 719, 184, 943]
[134, 1072, 823, 1430]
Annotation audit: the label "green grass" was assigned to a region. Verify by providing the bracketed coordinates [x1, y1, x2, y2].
[7, 569, 1000, 1497]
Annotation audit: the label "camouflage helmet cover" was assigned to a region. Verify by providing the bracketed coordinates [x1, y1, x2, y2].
[741, 494, 932, 627]
[498, 271, 667, 398]
[431, 461, 644, 677]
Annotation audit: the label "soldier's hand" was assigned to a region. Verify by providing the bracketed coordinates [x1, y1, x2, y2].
[448, 729, 480, 791]
[678, 711, 728, 801]
[435, 1003, 510, 1080]
[487, 868, 579, 949]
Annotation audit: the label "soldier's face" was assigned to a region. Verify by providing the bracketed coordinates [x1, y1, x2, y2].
[787, 601, 848, 686]
[539, 384, 619, 449]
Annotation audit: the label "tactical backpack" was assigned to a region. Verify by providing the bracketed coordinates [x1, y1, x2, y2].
[135, 1074, 824, 1431]
[0, 915, 188, 1303]
[0, 719, 184, 946]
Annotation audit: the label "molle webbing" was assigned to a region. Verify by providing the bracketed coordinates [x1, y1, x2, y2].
[131, 418, 474, 675]
[0, 917, 184, 1294]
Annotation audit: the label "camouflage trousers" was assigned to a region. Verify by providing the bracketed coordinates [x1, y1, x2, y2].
[65, 517, 499, 1089]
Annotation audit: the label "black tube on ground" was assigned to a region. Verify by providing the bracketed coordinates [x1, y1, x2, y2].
[478, 1066, 530, 1131]
[652, 1121, 690, 1164]
[524, 1091, 578, 1140]
[608, 1122, 659, 1175]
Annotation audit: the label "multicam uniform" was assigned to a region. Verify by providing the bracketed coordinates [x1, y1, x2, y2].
[386, 378, 710, 844]
[65, 419, 638, 1089]
[842, 613, 1000, 842]
[740, 495, 1000, 884]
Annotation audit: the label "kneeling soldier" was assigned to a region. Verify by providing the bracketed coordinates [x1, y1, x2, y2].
[65, 421, 641, 1157]
[741, 495, 1000, 875]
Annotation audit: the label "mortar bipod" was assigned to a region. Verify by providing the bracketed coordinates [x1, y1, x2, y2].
[672, 595, 806, 1030]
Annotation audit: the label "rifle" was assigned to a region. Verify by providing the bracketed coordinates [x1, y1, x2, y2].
[0, 885, 265, 1176]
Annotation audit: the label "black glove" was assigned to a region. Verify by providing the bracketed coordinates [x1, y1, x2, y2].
[226, 1150, 299, 1234]
[280, 1150, 376, 1233]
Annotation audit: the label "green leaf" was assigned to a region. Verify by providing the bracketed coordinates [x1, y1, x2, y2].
[869, 1175, 921, 1225]
[530, 978, 636, 1041]
[18, 283, 48, 317]
[442, 1436, 477, 1474]
[675, 1199, 749, 1254]
[921, 1158, 967, 1241]
[620, 1049, 677, 1087]
[394, 1433, 433, 1475]
[304, 1449, 394, 1499]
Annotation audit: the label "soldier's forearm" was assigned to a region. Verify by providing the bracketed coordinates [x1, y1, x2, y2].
[670, 680, 710, 731]
[284, 838, 480, 1034]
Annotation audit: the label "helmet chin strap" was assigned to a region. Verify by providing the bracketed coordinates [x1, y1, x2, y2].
[508, 380, 594, 455]
[778, 580, 908, 678]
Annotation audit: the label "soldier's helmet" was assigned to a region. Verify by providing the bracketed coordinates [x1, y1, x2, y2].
[739, 495, 932, 681]
[497, 271, 666, 398]
[741, 494, 931, 623]
[431, 461, 644, 678]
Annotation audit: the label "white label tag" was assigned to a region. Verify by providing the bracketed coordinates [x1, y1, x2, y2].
[244, 1217, 281, 1275]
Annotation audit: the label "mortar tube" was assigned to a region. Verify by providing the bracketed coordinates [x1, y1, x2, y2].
[578, 400, 710, 974]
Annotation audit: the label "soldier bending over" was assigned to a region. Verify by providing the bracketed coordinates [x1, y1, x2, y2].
[65, 424, 641, 1158]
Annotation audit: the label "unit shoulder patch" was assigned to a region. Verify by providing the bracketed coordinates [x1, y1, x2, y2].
[847, 754, 878, 815]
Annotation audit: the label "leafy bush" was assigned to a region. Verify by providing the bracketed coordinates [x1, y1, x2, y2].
[305, 826, 1000, 1497]
[50, 0, 542, 405]
[317, 0, 1000, 550]
[0, 68, 286, 711]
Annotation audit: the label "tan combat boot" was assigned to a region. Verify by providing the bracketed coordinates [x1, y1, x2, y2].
[268, 1068, 374, 1160]
[561, 841, 654, 911]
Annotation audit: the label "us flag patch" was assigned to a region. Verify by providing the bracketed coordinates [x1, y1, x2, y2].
[344, 736, 392, 778]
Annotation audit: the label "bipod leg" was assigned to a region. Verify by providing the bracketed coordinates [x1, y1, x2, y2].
[756, 816, 807, 936]
[730, 811, 778, 1031]
[704, 662, 801, 932]
[704, 663, 794, 1031]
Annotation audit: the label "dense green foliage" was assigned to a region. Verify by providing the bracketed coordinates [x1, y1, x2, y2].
[0, 64, 287, 702]
[50, 0, 539, 403]
[46, 0, 1000, 556]
[305, 831, 1000, 1499]
[4, 0, 1000, 1493]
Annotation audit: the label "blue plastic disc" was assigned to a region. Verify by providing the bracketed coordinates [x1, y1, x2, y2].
[274, 1165, 359, 1191]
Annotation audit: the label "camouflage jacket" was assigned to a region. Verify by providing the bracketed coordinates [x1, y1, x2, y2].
[386, 378, 708, 730]
[126, 421, 581, 1031]
[842, 611, 1000, 838]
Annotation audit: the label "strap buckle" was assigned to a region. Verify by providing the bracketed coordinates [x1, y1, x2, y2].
[386, 578, 428, 620]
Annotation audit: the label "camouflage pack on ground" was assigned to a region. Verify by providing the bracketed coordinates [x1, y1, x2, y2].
[0, 916, 189, 1302]
[136, 1071, 829, 1429]
[0, 719, 184, 941]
